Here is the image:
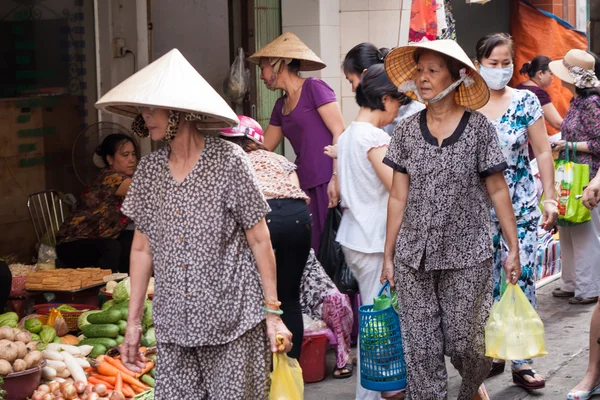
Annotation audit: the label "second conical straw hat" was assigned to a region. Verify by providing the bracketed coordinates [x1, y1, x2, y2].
[248, 32, 326, 71]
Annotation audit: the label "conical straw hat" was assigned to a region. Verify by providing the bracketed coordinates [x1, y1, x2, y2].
[385, 40, 490, 110]
[248, 32, 326, 71]
[95, 49, 238, 129]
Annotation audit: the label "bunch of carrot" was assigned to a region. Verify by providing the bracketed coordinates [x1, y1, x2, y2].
[84, 353, 155, 399]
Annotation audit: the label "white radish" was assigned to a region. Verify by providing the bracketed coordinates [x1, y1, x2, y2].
[62, 352, 87, 384]
[77, 345, 94, 357]
[42, 350, 64, 361]
[45, 343, 82, 356]
[74, 357, 91, 368]
[57, 368, 71, 378]
[45, 360, 67, 372]
[41, 366, 57, 380]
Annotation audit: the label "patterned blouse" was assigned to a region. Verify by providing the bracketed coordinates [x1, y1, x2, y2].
[384, 110, 507, 271]
[56, 169, 130, 244]
[489, 89, 543, 222]
[560, 94, 600, 178]
[246, 150, 309, 202]
[121, 136, 270, 347]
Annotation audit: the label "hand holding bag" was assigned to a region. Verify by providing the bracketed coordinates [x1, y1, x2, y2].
[553, 142, 591, 225]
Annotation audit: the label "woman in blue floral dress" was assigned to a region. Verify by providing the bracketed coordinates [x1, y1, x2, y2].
[476, 33, 558, 391]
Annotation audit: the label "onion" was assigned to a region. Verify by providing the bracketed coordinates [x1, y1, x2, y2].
[87, 393, 99, 400]
[73, 381, 87, 394]
[108, 392, 125, 400]
[92, 384, 107, 397]
[48, 381, 61, 393]
[62, 383, 78, 399]
[31, 391, 45, 400]
[38, 385, 51, 394]
[42, 394, 55, 400]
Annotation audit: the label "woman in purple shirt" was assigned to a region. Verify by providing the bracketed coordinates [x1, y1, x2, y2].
[249, 33, 345, 253]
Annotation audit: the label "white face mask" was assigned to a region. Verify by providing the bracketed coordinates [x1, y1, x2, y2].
[479, 65, 514, 90]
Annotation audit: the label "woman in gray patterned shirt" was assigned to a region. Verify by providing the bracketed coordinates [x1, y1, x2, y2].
[95, 49, 292, 399]
[382, 40, 521, 400]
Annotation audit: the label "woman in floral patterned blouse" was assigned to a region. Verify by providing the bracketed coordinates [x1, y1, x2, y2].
[56, 133, 138, 273]
[549, 50, 600, 312]
[476, 33, 558, 391]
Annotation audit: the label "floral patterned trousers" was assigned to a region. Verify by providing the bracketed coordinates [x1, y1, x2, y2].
[396, 259, 493, 400]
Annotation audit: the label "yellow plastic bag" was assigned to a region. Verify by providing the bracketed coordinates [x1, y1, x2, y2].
[485, 284, 548, 360]
[269, 353, 304, 400]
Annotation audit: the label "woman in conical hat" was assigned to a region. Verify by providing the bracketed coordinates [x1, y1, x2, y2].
[249, 32, 345, 255]
[381, 39, 520, 399]
[96, 49, 292, 399]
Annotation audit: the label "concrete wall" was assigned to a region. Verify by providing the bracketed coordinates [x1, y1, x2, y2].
[151, 0, 230, 96]
[452, 0, 511, 59]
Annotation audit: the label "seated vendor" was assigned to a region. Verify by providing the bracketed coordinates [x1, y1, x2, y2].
[56, 134, 137, 273]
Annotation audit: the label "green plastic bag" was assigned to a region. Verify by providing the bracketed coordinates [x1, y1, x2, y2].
[485, 284, 548, 360]
[269, 353, 304, 400]
[552, 142, 591, 225]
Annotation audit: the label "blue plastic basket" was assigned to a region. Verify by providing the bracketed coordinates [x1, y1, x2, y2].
[359, 282, 407, 392]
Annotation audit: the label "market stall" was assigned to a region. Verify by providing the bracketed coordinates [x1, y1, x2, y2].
[1, 276, 155, 400]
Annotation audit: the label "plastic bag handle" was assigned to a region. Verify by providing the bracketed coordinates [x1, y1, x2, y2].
[378, 281, 391, 298]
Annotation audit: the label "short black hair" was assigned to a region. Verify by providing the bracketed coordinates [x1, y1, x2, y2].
[343, 43, 390, 75]
[95, 134, 138, 166]
[576, 51, 600, 98]
[413, 48, 464, 81]
[475, 33, 514, 62]
[519, 56, 551, 78]
[355, 64, 409, 111]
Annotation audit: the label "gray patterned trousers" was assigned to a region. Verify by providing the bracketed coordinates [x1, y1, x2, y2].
[155, 321, 270, 400]
[396, 259, 493, 400]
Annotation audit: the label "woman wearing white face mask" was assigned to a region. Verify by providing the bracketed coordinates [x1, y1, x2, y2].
[476, 33, 558, 392]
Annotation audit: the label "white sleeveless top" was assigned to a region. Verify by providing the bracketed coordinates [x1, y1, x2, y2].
[336, 121, 390, 253]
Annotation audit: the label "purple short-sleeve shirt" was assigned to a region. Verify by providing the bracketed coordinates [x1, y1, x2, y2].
[270, 78, 337, 189]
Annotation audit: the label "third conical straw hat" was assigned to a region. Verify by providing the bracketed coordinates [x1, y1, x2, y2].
[248, 32, 326, 71]
[385, 40, 490, 110]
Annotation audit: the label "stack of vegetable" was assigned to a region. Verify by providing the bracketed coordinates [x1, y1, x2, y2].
[0, 326, 43, 376]
[41, 344, 91, 382]
[79, 279, 155, 358]
[0, 313, 18, 329]
[84, 349, 155, 398]
[31, 379, 128, 400]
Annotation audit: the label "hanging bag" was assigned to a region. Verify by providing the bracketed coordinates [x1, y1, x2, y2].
[358, 282, 407, 392]
[485, 284, 548, 360]
[269, 345, 304, 400]
[553, 142, 591, 225]
[223, 47, 250, 105]
[317, 206, 359, 295]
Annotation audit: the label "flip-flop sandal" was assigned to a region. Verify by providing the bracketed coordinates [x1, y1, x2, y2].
[569, 296, 599, 305]
[333, 363, 354, 379]
[512, 369, 545, 390]
[486, 361, 505, 379]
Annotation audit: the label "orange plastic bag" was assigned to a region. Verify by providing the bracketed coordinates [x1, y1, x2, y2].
[269, 353, 304, 400]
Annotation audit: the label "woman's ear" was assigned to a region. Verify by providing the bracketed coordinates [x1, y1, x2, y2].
[106, 155, 114, 166]
[361, 68, 367, 77]
[473, 59, 480, 70]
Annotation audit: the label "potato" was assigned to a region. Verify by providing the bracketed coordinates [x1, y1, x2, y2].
[12, 358, 27, 372]
[15, 341, 27, 359]
[0, 341, 18, 363]
[0, 339, 12, 348]
[0, 359, 12, 376]
[26, 341, 39, 353]
[15, 331, 32, 344]
[12, 328, 21, 337]
[0, 326, 15, 341]
[24, 350, 43, 368]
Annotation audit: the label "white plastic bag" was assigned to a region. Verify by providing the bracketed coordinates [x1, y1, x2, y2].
[223, 47, 250, 105]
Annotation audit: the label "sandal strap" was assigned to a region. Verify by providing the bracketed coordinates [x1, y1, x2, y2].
[514, 369, 537, 378]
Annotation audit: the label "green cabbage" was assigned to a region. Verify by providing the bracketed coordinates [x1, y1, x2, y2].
[25, 318, 42, 334]
[141, 328, 156, 347]
[113, 278, 131, 303]
[0, 311, 18, 327]
[102, 300, 116, 310]
[40, 325, 57, 344]
[31, 333, 41, 342]
[142, 301, 153, 330]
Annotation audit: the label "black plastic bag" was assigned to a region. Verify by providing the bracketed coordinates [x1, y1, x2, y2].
[317, 206, 359, 295]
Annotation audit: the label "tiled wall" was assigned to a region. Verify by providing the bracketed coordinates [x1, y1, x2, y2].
[339, 0, 411, 125]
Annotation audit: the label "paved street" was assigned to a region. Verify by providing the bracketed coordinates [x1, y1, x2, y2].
[305, 280, 595, 400]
